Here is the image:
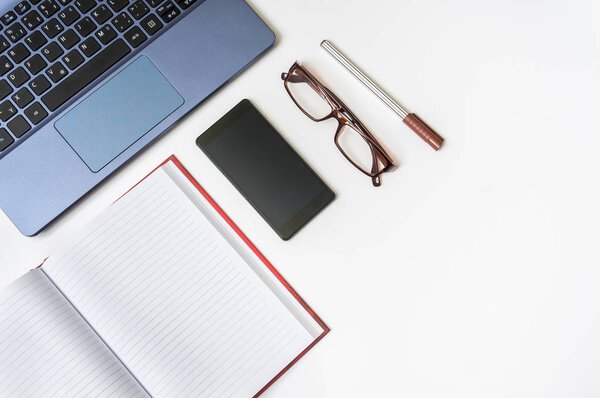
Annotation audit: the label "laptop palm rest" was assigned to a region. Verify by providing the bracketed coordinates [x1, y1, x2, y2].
[55, 56, 184, 172]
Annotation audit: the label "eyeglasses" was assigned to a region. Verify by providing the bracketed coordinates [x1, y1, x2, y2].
[281, 62, 394, 187]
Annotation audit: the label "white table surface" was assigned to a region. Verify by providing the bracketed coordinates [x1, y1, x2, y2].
[2, 0, 600, 397]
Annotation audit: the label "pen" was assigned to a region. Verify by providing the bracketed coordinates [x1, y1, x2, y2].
[320, 40, 444, 151]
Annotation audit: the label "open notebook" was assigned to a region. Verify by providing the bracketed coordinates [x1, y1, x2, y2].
[0, 156, 328, 397]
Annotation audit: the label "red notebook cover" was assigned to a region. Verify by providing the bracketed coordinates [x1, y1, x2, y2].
[137, 155, 330, 397]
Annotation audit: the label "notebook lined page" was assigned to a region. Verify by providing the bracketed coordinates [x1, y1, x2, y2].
[43, 168, 315, 397]
[0, 270, 148, 398]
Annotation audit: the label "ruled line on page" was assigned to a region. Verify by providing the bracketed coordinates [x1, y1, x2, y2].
[56, 189, 176, 288]
[121, 263, 242, 361]
[135, 272, 250, 368]
[50, 180, 164, 276]
[70, 207, 194, 308]
[90, 234, 211, 334]
[141, 290, 267, 384]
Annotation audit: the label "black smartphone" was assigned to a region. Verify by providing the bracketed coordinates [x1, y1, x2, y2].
[196, 99, 335, 240]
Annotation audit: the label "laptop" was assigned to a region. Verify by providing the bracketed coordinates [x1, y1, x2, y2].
[0, 0, 275, 236]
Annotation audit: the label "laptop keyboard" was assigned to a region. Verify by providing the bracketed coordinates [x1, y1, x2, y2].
[0, 0, 200, 155]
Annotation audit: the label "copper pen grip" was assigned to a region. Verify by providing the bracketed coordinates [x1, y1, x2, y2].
[403, 113, 444, 151]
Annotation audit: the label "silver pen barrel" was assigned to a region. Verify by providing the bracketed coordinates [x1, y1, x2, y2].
[320, 40, 409, 119]
[320, 40, 444, 150]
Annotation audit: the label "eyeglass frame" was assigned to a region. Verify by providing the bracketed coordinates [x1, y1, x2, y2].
[281, 62, 394, 187]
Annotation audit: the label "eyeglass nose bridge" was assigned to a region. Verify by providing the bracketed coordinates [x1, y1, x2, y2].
[331, 108, 348, 124]
[331, 107, 357, 125]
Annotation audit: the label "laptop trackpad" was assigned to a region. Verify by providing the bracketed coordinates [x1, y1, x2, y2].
[55, 56, 184, 172]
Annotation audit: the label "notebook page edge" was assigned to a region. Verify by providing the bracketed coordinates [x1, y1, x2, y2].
[161, 160, 326, 340]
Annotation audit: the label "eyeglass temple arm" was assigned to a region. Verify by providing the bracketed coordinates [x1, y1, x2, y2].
[369, 145, 382, 187]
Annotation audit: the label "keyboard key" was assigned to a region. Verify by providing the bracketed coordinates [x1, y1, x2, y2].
[46, 61, 68, 83]
[157, 1, 178, 22]
[6, 23, 27, 42]
[24, 31, 48, 51]
[147, 0, 165, 6]
[22, 10, 44, 30]
[41, 42, 64, 61]
[7, 115, 31, 137]
[0, 80, 13, 100]
[0, 56, 14, 76]
[0, 128, 14, 151]
[79, 36, 101, 57]
[96, 24, 117, 44]
[58, 5, 80, 26]
[63, 49, 84, 69]
[38, 0, 60, 18]
[112, 12, 133, 32]
[42, 18, 64, 38]
[29, 74, 51, 95]
[124, 26, 146, 48]
[108, 0, 129, 12]
[91, 5, 112, 24]
[8, 43, 30, 64]
[12, 87, 35, 109]
[42, 39, 131, 111]
[58, 29, 80, 49]
[8, 67, 30, 88]
[31, 0, 44, 4]
[25, 102, 48, 124]
[15, 2, 32, 15]
[140, 14, 162, 35]
[0, 100, 17, 121]
[2, 11, 18, 26]
[0, 35, 10, 53]
[58, 0, 74, 4]
[75, 0, 97, 13]
[175, 0, 197, 10]
[155, 1, 175, 15]
[75, 16, 96, 36]
[161, 7, 179, 22]
[128, 0, 149, 19]
[25, 54, 47, 74]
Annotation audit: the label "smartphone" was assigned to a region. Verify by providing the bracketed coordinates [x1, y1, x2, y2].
[196, 99, 335, 240]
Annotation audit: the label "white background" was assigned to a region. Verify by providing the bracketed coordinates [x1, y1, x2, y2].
[1, 0, 600, 397]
